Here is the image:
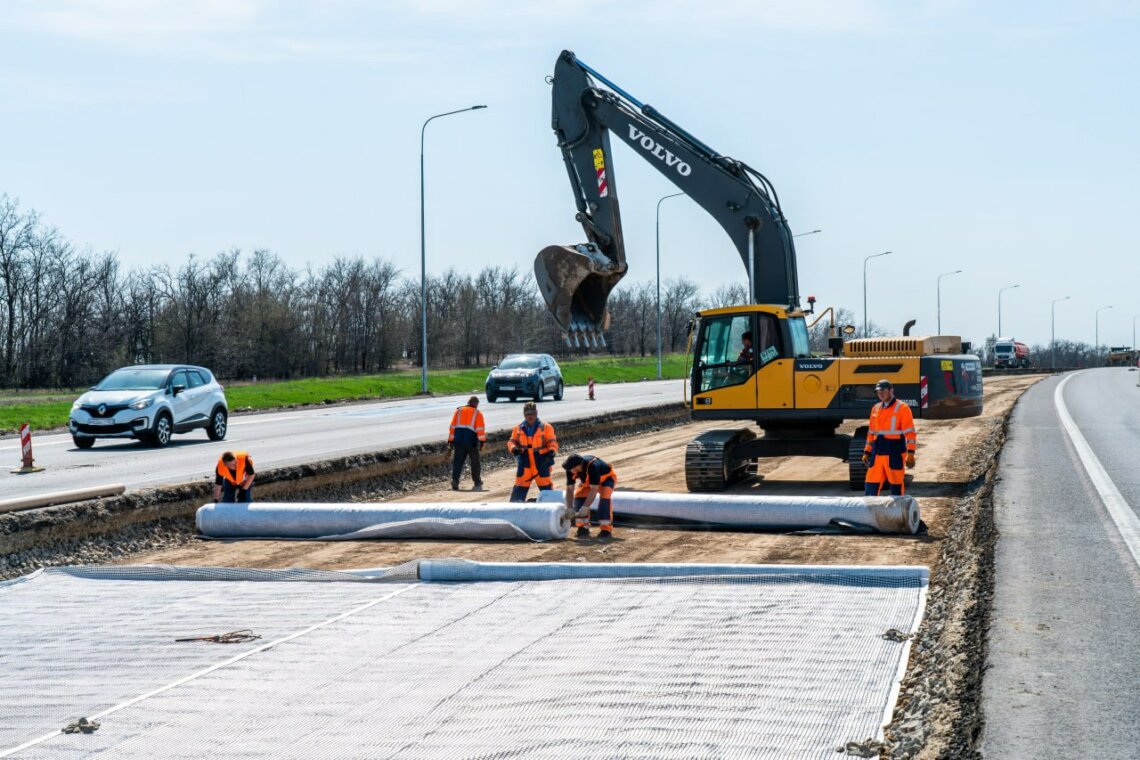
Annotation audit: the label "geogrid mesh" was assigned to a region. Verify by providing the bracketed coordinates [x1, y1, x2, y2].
[1, 562, 926, 759]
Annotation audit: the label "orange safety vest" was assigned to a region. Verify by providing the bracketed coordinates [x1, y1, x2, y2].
[509, 420, 558, 456]
[216, 451, 252, 485]
[449, 405, 487, 442]
[864, 399, 917, 454]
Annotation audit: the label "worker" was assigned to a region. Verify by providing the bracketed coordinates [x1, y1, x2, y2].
[214, 450, 255, 503]
[861, 379, 916, 496]
[737, 331, 754, 364]
[508, 401, 559, 502]
[563, 453, 617, 539]
[448, 395, 486, 491]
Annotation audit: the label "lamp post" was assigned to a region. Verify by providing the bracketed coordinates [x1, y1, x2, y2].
[1095, 305, 1113, 362]
[420, 104, 487, 394]
[937, 270, 963, 334]
[1051, 295, 1070, 369]
[862, 250, 891, 337]
[655, 192, 685, 381]
[998, 284, 1020, 337]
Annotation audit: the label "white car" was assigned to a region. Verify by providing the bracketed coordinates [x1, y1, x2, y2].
[68, 364, 228, 449]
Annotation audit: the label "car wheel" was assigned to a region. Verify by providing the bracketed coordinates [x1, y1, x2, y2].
[73, 436, 95, 449]
[533, 385, 543, 402]
[207, 407, 228, 441]
[150, 412, 173, 448]
[486, 389, 498, 403]
[554, 381, 564, 401]
[509, 394, 518, 402]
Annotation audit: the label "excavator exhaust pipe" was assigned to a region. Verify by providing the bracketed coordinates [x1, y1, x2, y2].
[535, 243, 627, 347]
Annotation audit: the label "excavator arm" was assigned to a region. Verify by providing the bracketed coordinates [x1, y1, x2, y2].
[537, 49, 801, 345]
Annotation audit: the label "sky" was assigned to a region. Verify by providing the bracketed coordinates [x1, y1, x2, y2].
[2, 0, 1138, 350]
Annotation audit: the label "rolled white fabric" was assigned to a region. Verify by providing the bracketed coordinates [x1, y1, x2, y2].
[196, 501, 572, 541]
[537, 489, 921, 535]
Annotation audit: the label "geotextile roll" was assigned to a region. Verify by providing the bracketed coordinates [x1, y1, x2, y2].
[195, 501, 572, 541]
[537, 489, 922, 534]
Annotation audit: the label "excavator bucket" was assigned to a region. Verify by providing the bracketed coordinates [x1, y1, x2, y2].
[534, 244, 627, 347]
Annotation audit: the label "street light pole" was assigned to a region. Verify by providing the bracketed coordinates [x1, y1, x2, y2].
[1051, 295, 1070, 369]
[655, 192, 684, 381]
[420, 104, 487, 395]
[937, 270, 963, 334]
[1095, 305, 1113, 362]
[862, 251, 892, 337]
[998, 284, 1020, 337]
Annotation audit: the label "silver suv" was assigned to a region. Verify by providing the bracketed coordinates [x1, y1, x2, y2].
[68, 364, 228, 449]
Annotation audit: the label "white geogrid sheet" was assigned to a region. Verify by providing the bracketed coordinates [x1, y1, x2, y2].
[0, 564, 927, 759]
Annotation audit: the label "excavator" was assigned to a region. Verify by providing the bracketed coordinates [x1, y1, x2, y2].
[536, 50, 984, 491]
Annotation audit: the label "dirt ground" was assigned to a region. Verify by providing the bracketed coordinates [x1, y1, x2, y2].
[133, 375, 1041, 572]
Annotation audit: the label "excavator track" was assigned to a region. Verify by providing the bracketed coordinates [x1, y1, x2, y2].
[847, 426, 869, 491]
[685, 429, 757, 492]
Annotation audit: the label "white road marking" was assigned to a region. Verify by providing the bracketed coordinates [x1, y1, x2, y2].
[1055, 373, 1140, 570]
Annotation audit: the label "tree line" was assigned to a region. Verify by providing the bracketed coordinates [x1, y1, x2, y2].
[0, 196, 711, 389]
[1, 196, 1112, 389]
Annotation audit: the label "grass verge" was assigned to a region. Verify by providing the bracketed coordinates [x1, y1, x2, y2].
[0, 354, 689, 434]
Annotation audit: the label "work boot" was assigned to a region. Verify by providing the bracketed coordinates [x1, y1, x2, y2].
[597, 529, 613, 540]
[472, 482, 484, 491]
[575, 526, 591, 538]
[451, 481, 459, 491]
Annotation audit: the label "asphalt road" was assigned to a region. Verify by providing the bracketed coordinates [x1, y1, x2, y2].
[982, 368, 1140, 757]
[0, 380, 683, 503]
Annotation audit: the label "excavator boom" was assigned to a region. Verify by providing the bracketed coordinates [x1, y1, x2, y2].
[538, 50, 799, 345]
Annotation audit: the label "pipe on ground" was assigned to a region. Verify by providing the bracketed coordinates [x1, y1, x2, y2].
[0, 484, 126, 514]
[195, 501, 572, 541]
[537, 489, 922, 535]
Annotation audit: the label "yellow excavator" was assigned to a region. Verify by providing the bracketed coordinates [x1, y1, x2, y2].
[536, 50, 983, 491]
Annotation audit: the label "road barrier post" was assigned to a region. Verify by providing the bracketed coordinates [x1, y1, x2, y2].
[588, 377, 595, 401]
[12, 423, 45, 474]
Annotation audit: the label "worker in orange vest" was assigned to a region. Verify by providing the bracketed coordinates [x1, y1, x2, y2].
[563, 453, 618, 539]
[861, 379, 916, 496]
[448, 396, 487, 490]
[508, 401, 558, 502]
[214, 451, 255, 502]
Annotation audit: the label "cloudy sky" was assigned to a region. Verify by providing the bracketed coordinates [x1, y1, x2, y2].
[2, 0, 1137, 348]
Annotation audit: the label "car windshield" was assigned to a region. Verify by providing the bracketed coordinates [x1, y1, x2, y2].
[95, 368, 170, 391]
[498, 356, 539, 370]
[995, 344, 1013, 352]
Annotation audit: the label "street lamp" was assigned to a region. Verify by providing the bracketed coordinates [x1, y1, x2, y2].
[420, 104, 487, 394]
[1095, 305, 1113, 361]
[1051, 295, 1070, 369]
[793, 229, 822, 239]
[998, 284, 1020, 337]
[655, 192, 685, 381]
[937, 270, 963, 334]
[862, 251, 891, 337]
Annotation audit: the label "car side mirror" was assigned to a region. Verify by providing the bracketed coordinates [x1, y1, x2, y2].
[491, 365, 498, 370]
[172, 384, 186, 396]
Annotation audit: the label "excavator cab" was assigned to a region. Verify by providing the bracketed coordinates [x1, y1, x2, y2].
[534, 243, 626, 347]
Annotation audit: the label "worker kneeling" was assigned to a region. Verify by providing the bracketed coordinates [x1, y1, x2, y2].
[862, 379, 916, 496]
[563, 453, 617, 539]
[508, 402, 559, 502]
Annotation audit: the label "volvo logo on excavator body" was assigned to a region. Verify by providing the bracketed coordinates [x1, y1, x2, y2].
[628, 126, 692, 177]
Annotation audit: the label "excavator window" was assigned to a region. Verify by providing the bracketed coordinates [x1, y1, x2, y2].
[695, 314, 758, 392]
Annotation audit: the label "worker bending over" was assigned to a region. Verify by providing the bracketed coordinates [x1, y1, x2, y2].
[563, 453, 617, 539]
[448, 395, 486, 490]
[508, 402, 558, 502]
[214, 450, 255, 502]
[861, 379, 916, 496]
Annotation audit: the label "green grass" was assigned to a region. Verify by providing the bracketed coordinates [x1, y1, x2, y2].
[0, 354, 689, 434]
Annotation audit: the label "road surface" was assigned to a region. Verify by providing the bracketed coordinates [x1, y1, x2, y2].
[982, 368, 1140, 757]
[0, 380, 683, 503]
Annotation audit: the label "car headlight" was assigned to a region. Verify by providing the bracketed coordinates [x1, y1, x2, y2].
[129, 398, 154, 410]
[72, 400, 83, 410]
